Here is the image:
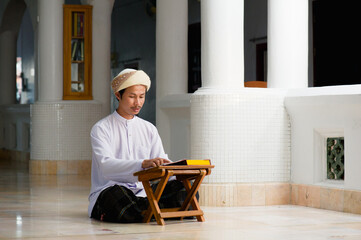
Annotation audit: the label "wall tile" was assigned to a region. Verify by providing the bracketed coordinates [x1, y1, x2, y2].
[297, 184, 307, 206]
[236, 184, 252, 206]
[56, 160, 68, 175]
[31, 102, 102, 161]
[191, 91, 290, 184]
[291, 184, 299, 205]
[251, 184, 265, 206]
[29, 159, 91, 175]
[295, 184, 321, 208]
[344, 190, 361, 215]
[46, 160, 57, 175]
[199, 182, 361, 217]
[320, 188, 344, 212]
[29, 159, 40, 174]
[266, 183, 290, 205]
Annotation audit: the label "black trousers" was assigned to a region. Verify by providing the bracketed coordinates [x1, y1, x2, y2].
[91, 180, 187, 223]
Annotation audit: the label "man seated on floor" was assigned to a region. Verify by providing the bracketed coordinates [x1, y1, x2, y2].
[88, 69, 185, 223]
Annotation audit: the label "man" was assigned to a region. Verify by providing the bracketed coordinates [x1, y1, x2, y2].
[88, 69, 184, 223]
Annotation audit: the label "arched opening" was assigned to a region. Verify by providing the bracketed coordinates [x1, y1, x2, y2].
[0, 0, 27, 104]
[16, 7, 35, 104]
[0, 0, 34, 165]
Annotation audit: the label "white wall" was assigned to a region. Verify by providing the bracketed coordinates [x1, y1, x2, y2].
[31, 102, 102, 161]
[285, 85, 361, 191]
[191, 88, 291, 183]
[158, 94, 191, 160]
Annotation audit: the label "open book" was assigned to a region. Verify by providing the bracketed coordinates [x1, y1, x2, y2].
[164, 159, 211, 166]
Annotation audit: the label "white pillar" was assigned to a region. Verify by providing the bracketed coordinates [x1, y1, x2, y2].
[0, 31, 17, 104]
[191, 0, 292, 207]
[156, 0, 188, 98]
[37, 0, 63, 101]
[87, 0, 114, 117]
[200, 0, 244, 90]
[156, 0, 188, 157]
[191, 0, 246, 178]
[31, 1, 108, 174]
[267, 0, 308, 88]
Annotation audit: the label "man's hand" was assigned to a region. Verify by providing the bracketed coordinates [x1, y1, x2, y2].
[142, 158, 172, 168]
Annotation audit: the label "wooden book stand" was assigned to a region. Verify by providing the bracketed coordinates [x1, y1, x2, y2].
[134, 165, 214, 225]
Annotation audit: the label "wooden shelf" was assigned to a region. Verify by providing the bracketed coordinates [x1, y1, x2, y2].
[63, 4, 93, 100]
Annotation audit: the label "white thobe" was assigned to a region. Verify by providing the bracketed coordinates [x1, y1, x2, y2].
[88, 111, 168, 217]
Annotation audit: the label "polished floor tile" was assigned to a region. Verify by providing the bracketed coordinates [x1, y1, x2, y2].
[1, 159, 361, 240]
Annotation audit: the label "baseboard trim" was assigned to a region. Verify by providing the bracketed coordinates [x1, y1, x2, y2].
[29, 159, 91, 175]
[198, 183, 290, 207]
[198, 182, 361, 215]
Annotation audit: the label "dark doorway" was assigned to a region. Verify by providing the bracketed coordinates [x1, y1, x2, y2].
[188, 22, 201, 93]
[313, 0, 361, 87]
[256, 43, 267, 82]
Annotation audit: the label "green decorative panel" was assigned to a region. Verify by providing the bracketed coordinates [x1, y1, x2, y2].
[327, 137, 344, 180]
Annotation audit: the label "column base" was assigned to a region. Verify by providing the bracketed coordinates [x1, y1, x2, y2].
[198, 182, 290, 207]
[30, 101, 102, 175]
[198, 182, 361, 215]
[191, 90, 291, 183]
[291, 184, 361, 215]
[29, 159, 91, 175]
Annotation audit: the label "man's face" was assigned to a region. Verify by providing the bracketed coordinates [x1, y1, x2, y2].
[115, 85, 146, 119]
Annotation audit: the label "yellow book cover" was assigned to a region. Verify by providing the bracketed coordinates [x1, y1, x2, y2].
[165, 159, 211, 166]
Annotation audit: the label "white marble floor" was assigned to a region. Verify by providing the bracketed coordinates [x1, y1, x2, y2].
[1, 159, 361, 240]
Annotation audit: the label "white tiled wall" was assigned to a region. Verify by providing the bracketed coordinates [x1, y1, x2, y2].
[191, 90, 291, 183]
[31, 102, 103, 161]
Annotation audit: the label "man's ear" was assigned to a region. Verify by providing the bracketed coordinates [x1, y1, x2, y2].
[115, 92, 121, 101]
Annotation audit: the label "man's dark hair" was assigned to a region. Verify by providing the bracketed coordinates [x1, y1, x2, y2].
[117, 89, 126, 101]
[116, 87, 146, 101]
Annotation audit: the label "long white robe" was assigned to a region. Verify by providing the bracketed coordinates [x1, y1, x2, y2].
[88, 111, 168, 217]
